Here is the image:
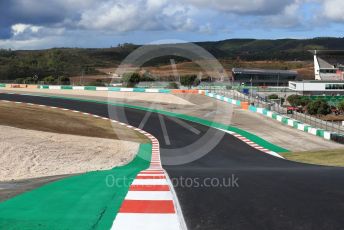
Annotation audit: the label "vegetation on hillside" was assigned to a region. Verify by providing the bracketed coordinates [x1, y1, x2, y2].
[1, 37, 344, 81]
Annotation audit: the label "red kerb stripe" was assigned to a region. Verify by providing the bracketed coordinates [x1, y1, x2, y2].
[119, 200, 175, 213]
[129, 185, 170, 191]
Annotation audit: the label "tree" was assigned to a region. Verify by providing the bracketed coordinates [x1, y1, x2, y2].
[268, 94, 279, 100]
[307, 99, 331, 115]
[141, 72, 155, 81]
[168, 82, 179, 89]
[299, 97, 311, 107]
[122, 72, 140, 87]
[60, 76, 70, 85]
[180, 75, 198, 89]
[86, 79, 105, 86]
[43, 76, 56, 84]
[338, 100, 344, 112]
[287, 95, 302, 107]
[14, 78, 24, 84]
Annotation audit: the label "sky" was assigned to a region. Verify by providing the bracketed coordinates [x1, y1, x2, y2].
[0, 0, 344, 50]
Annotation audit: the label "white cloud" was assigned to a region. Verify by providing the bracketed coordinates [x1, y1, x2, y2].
[12, 24, 34, 36]
[11, 23, 64, 41]
[264, 1, 302, 28]
[185, 0, 295, 14]
[78, 2, 143, 31]
[77, 0, 200, 32]
[322, 0, 344, 21]
[2, 0, 344, 50]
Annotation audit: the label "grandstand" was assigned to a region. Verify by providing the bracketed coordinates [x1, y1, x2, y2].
[289, 51, 344, 95]
[313, 50, 344, 80]
[232, 68, 298, 86]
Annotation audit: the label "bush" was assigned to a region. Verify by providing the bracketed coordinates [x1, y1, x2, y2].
[43, 76, 56, 84]
[141, 72, 155, 82]
[14, 78, 24, 84]
[268, 94, 279, 100]
[86, 79, 105, 86]
[168, 82, 179, 89]
[299, 97, 311, 107]
[287, 95, 302, 107]
[338, 100, 344, 112]
[122, 72, 140, 87]
[180, 75, 198, 88]
[60, 76, 70, 85]
[307, 99, 331, 115]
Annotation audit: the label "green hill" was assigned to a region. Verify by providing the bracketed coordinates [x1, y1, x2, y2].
[1, 37, 344, 81]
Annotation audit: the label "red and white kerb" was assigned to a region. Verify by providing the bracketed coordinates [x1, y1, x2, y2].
[111, 131, 182, 230]
[0, 99, 182, 230]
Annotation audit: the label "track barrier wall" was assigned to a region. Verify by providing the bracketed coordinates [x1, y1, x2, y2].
[203, 90, 344, 144]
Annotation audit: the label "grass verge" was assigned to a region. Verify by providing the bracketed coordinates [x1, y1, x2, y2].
[0, 101, 148, 143]
[281, 149, 344, 167]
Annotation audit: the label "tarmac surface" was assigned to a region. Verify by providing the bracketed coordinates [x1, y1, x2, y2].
[1, 93, 344, 230]
[2, 88, 340, 152]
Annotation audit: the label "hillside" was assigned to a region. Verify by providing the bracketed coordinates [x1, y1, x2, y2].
[0, 37, 343, 81]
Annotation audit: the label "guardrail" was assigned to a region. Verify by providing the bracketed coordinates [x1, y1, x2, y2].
[204, 90, 344, 144]
[0, 84, 203, 94]
[209, 88, 344, 135]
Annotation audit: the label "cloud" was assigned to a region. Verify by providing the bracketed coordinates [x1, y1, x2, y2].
[321, 0, 344, 21]
[10, 24, 65, 41]
[185, 0, 296, 15]
[1, 0, 344, 49]
[78, 0, 199, 32]
[263, 1, 303, 28]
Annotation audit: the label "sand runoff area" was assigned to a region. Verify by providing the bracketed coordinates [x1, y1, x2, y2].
[0, 101, 148, 181]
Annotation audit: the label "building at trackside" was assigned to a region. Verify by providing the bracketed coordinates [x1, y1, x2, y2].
[289, 81, 344, 95]
[289, 50, 344, 95]
[232, 68, 298, 86]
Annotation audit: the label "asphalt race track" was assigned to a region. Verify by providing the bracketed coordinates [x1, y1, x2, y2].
[1, 93, 344, 230]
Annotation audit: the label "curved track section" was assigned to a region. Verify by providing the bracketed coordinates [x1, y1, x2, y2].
[1, 93, 344, 230]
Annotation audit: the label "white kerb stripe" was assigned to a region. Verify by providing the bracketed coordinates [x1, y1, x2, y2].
[111, 213, 180, 230]
[125, 191, 173, 200]
[137, 174, 165, 177]
[72, 86, 85, 90]
[131, 179, 168, 185]
[145, 89, 159, 93]
[96, 87, 108, 91]
[120, 88, 134, 92]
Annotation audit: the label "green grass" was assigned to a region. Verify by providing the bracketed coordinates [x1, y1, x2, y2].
[0, 143, 152, 230]
[281, 149, 344, 167]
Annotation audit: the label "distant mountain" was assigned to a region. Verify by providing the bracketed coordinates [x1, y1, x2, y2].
[196, 37, 344, 60]
[1, 37, 344, 81]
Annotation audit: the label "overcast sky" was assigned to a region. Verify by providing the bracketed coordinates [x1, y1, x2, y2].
[0, 0, 343, 49]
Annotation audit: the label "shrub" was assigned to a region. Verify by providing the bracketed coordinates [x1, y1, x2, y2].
[86, 79, 105, 86]
[268, 94, 279, 100]
[14, 78, 24, 84]
[338, 100, 344, 112]
[122, 72, 140, 87]
[43, 76, 56, 84]
[307, 99, 331, 115]
[168, 82, 179, 89]
[180, 75, 198, 88]
[287, 95, 302, 107]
